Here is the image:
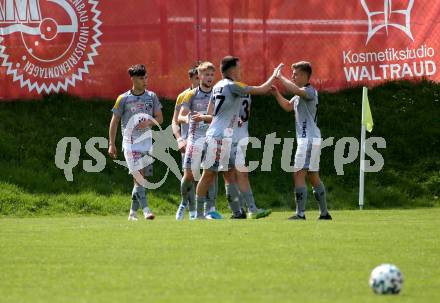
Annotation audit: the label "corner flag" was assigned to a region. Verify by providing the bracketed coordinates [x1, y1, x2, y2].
[362, 87, 374, 132]
[359, 87, 374, 210]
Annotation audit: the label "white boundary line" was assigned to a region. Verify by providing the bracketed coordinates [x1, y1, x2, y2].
[167, 17, 379, 26]
[207, 28, 367, 35]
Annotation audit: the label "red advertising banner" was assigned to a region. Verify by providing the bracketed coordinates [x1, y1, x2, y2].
[1, 0, 439, 100]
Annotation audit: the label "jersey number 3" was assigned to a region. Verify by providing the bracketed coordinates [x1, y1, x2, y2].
[240, 99, 249, 122]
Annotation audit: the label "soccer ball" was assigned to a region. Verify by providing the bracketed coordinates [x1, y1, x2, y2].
[369, 264, 404, 294]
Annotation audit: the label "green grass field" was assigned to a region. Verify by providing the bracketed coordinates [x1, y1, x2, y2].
[1, 209, 439, 303]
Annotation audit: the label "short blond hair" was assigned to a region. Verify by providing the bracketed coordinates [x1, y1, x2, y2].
[197, 61, 216, 72]
[291, 61, 312, 78]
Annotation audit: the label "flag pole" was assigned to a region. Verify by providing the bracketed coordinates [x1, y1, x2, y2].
[359, 87, 367, 210]
[359, 124, 366, 210]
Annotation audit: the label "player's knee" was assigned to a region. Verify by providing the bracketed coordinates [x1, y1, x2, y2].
[308, 172, 321, 187]
[183, 169, 194, 181]
[223, 171, 236, 184]
[293, 170, 305, 179]
[293, 171, 306, 186]
[236, 170, 249, 178]
[133, 171, 146, 186]
[203, 170, 215, 183]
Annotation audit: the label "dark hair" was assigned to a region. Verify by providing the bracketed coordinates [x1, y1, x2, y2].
[221, 56, 239, 74]
[128, 64, 146, 77]
[188, 61, 202, 78]
[291, 61, 312, 78]
[188, 67, 198, 78]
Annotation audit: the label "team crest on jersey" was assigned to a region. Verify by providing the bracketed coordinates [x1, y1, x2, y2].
[0, 0, 102, 93]
[145, 101, 153, 112]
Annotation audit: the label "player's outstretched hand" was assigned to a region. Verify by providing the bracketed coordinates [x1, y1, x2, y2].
[273, 63, 284, 78]
[108, 144, 117, 159]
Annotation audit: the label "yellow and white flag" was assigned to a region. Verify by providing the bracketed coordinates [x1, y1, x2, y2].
[362, 87, 374, 132]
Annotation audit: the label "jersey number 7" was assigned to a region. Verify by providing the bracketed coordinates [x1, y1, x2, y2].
[214, 95, 225, 116]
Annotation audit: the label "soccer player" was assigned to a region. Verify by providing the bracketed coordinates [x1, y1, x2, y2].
[177, 61, 221, 220]
[195, 56, 282, 219]
[108, 64, 163, 221]
[173, 65, 199, 220]
[271, 61, 332, 220]
[233, 93, 272, 219]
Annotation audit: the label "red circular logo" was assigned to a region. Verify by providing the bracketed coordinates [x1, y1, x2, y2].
[0, 0, 102, 93]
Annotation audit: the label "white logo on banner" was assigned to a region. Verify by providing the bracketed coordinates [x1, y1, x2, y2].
[0, 0, 102, 94]
[361, 0, 415, 44]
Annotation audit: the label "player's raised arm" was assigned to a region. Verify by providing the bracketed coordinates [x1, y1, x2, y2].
[247, 63, 285, 95]
[276, 62, 311, 99]
[277, 74, 308, 98]
[270, 85, 293, 112]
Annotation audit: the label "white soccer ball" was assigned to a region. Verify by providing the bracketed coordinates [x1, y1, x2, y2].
[369, 264, 404, 294]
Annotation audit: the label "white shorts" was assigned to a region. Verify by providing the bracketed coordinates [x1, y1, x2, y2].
[183, 140, 204, 171]
[201, 137, 236, 172]
[234, 143, 247, 168]
[123, 149, 153, 176]
[292, 138, 322, 172]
